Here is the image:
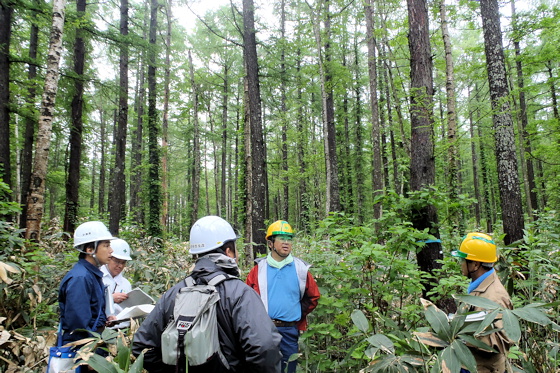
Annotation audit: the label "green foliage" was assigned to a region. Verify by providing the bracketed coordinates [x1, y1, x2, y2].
[352, 295, 559, 373]
[73, 328, 145, 373]
[338, 213, 560, 372]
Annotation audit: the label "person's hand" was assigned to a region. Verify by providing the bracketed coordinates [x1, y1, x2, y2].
[113, 292, 128, 303]
[106, 315, 117, 327]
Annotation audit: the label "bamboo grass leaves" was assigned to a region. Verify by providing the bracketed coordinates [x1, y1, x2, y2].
[352, 296, 559, 372]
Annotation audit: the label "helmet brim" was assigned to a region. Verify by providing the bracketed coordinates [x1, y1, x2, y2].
[451, 250, 467, 259]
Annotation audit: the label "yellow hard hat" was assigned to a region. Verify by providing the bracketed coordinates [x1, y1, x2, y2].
[266, 220, 294, 240]
[451, 232, 497, 263]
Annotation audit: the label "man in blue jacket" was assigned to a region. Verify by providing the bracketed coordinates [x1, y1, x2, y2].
[59, 221, 116, 348]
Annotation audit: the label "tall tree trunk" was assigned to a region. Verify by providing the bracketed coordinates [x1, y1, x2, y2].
[280, 0, 289, 220]
[510, 0, 538, 219]
[19, 17, 40, 229]
[312, 0, 340, 215]
[295, 44, 309, 232]
[242, 0, 267, 257]
[0, 0, 13, 213]
[107, 109, 117, 214]
[64, 0, 87, 235]
[474, 84, 494, 232]
[365, 0, 383, 221]
[407, 0, 445, 306]
[130, 72, 144, 223]
[147, 0, 162, 238]
[379, 57, 390, 192]
[353, 34, 365, 224]
[188, 50, 201, 227]
[90, 148, 96, 210]
[109, 0, 129, 234]
[341, 65, 353, 214]
[468, 87, 482, 227]
[480, 0, 524, 245]
[379, 44, 400, 194]
[221, 64, 228, 218]
[161, 0, 172, 230]
[25, 0, 66, 241]
[98, 107, 107, 215]
[511, 0, 539, 220]
[439, 0, 460, 230]
[546, 62, 559, 120]
[130, 9, 148, 225]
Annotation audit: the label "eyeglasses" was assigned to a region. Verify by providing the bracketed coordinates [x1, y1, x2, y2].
[110, 257, 127, 266]
[275, 235, 293, 242]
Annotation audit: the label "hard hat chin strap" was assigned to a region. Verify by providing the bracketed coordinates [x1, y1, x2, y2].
[269, 239, 289, 258]
[273, 246, 289, 258]
[467, 261, 480, 279]
[84, 241, 102, 267]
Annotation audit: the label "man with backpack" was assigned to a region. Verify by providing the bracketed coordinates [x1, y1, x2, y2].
[132, 216, 282, 373]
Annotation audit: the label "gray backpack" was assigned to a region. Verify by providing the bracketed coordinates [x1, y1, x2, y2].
[161, 274, 234, 372]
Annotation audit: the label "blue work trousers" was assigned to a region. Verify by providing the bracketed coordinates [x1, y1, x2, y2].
[277, 326, 299, 373]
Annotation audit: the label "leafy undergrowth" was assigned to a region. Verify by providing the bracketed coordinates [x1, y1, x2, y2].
[1, 209, 559, 372]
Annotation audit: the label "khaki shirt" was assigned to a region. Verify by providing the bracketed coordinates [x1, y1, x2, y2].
[469, 271, 513, 373]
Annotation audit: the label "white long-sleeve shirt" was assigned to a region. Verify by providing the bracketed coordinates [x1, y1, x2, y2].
[101, 265, 132, 328]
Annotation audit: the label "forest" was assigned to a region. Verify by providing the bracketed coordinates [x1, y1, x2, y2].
[0, 0, 559, 371]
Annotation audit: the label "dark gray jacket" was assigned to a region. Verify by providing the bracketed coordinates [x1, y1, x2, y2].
[132, 254, 282, 373]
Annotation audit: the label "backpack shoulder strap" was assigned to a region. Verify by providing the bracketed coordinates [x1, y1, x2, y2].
[207, 273, 238, 287]
[184, 274, 238, 288]
[184, 276, 196, 287]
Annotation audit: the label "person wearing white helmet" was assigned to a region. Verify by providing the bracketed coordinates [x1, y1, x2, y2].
[101, 238, 133, 328]
[133, 215, 282, 373]
[58, 221, 117, 351]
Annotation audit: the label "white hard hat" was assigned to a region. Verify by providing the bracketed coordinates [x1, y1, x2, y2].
[73, 221, 116, 248]
[110, 238, 132, 261]
[189, 216, 238, 255]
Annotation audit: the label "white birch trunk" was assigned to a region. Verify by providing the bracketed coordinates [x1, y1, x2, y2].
[25, 0, 67, 241]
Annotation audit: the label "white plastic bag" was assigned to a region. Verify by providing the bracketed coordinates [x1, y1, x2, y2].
[47, 345, 78, 373]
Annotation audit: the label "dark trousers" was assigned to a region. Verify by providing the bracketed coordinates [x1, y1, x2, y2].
[277, 326, 299, 373]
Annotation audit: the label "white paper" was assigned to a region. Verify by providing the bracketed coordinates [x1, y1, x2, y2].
[114, 304, 155, 322]
[447, 311, 488, 322]
[119, 288, 154, 308]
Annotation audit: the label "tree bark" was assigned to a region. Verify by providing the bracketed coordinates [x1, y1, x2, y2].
[0, 1, 13, 209]
[242, 0, 267, 257]
[365, 0, 383, 221]
[353, 35, 365, 224]
[546, 62, 559, 121]
[311, 0, 340, 215]
[98, 108, 107, 215]
[63, 0, 87, 235]
[468, 87, 482, 227]
[439, 0, 460, 229]
[130, 50, 146, 224]
[25, 0, 67, 241]
[19, 16, 40, 229]
[147, 0, 162, 238]
[109, 0, 129, 234]
[160, 0, 172, 231]
[295, 43, 310, 232]
[480, 0, 524, 245]
[280, 0, 289, 220]
[221, 64, 228, 219]
[188, 50, 201, 228]
[474, 84, 494, 232]
[407, 0, 445, 305]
